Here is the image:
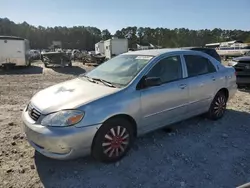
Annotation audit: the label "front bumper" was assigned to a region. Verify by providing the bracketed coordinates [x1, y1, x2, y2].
[22, 110, 101, 160]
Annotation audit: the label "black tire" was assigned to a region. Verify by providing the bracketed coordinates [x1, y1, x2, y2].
[206, 91, 227, 120]
[68, 61, 72, 67]
[92, 118, 135, 163]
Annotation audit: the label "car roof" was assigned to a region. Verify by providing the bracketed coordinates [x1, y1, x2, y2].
[181, 47, 216, 51]
[181, 46, 203, 49]
[124, 48, 192, 56]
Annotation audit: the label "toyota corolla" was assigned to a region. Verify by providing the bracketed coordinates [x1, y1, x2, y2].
[22, 49, 237, 163]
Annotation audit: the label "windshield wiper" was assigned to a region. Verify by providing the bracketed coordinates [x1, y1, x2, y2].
[80, 75, 96, 83]
[81, 75, 117, 87]
[91, 78, 116, 88]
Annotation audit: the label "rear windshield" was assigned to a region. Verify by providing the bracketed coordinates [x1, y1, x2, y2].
[194, 49, 221, 62]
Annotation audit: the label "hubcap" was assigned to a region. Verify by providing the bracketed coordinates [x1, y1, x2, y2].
[214, 96, 226, 117]
[102, 126, 129, 158]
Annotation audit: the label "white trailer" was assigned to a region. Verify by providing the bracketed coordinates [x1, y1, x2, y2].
[104, 38, 128, 59]
[95, 41, 104, 55]
[0, 36, 31, 68]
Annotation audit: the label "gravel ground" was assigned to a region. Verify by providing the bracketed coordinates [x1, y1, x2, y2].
[0, 61, 250, 188]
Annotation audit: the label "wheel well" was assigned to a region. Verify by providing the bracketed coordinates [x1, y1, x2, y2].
[218, 88, 229, 100]
[90, 114, 138, 153]
[105, 114, 138, 137]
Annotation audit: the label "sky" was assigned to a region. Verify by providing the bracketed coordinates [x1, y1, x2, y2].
[0, 0, 250, 34]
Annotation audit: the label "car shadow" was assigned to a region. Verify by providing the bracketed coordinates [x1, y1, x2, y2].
[0, 65, 43, 75]
[35, 109, 250, 188]
[49, 66, 86, 76]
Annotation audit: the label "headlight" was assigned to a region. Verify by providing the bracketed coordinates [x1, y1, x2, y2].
[41, 110, 84, 127]
[228, 61, 238, 67]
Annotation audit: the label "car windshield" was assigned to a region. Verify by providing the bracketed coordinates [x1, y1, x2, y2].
[83, 55, 153, 87]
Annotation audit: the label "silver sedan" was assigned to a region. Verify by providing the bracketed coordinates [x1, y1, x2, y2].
[22, 49, 237, 162]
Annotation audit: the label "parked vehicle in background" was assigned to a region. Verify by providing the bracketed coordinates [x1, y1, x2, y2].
[41, 51, 72, 68]
[181, 47, 221, 62]
[29, 49, 41, 60]
[228, 51, 250, 87]
[0, 36, 31, 68]
[82, 53, 106, 65]
[22, 48, 237, 163]
[95, 41, 105, 55]
[104, 37, 128, 59]
[66, 49, 72, 57]
[71, 49, 81, 61]
[41, 49, 50, 54]
[88, 51, 96, 55]
[217, 41, 250, 60]
[206, 40, 250, 60]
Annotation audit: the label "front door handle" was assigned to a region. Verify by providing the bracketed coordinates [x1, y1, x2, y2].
[212, 76, 216, 81]
[179, 84, 187, 89]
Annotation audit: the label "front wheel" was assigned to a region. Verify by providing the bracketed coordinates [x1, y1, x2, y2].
[92, 118, 135, 163]
[206, 92, 227, 120]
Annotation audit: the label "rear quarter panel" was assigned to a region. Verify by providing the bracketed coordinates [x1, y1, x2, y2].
[186, 51, 236, 100]
[216, 62, 237, 100]
[224, 66, 237, 100]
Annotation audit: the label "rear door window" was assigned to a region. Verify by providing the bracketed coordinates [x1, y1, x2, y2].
[184, 55, 216, 77]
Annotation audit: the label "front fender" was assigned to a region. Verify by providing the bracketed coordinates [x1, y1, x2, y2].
[75, 90, 141, 128]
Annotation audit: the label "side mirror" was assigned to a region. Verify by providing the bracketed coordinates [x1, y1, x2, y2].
[144, 77, 161, 87]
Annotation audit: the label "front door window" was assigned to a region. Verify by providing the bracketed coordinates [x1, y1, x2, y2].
[147, 56, 183, 84]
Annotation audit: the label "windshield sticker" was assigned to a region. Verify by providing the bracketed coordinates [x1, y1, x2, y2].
[135, 56, 153, 60]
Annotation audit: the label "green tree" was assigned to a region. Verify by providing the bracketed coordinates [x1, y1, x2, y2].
[1, 17, 250, 50]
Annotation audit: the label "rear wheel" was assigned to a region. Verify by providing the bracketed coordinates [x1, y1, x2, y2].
[206, 92, 227, 120]
[92, 118, 135, 163]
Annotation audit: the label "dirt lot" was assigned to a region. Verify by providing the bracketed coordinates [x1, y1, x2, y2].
[0, 61, 250, 188]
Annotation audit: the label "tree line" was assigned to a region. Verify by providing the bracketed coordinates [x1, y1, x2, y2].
[1, 17, 250, 50]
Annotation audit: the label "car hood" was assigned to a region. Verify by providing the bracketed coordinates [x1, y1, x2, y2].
[233, 56, 250, 62]
[30, 78, 120, 114]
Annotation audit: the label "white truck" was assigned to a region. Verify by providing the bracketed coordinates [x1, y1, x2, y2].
[0, 36, 31, 68]
[104, 38, 128, 59]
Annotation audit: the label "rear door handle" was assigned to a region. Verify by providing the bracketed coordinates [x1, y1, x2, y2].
[212, 76, 216, 81]
[179, 84, 187, 89]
